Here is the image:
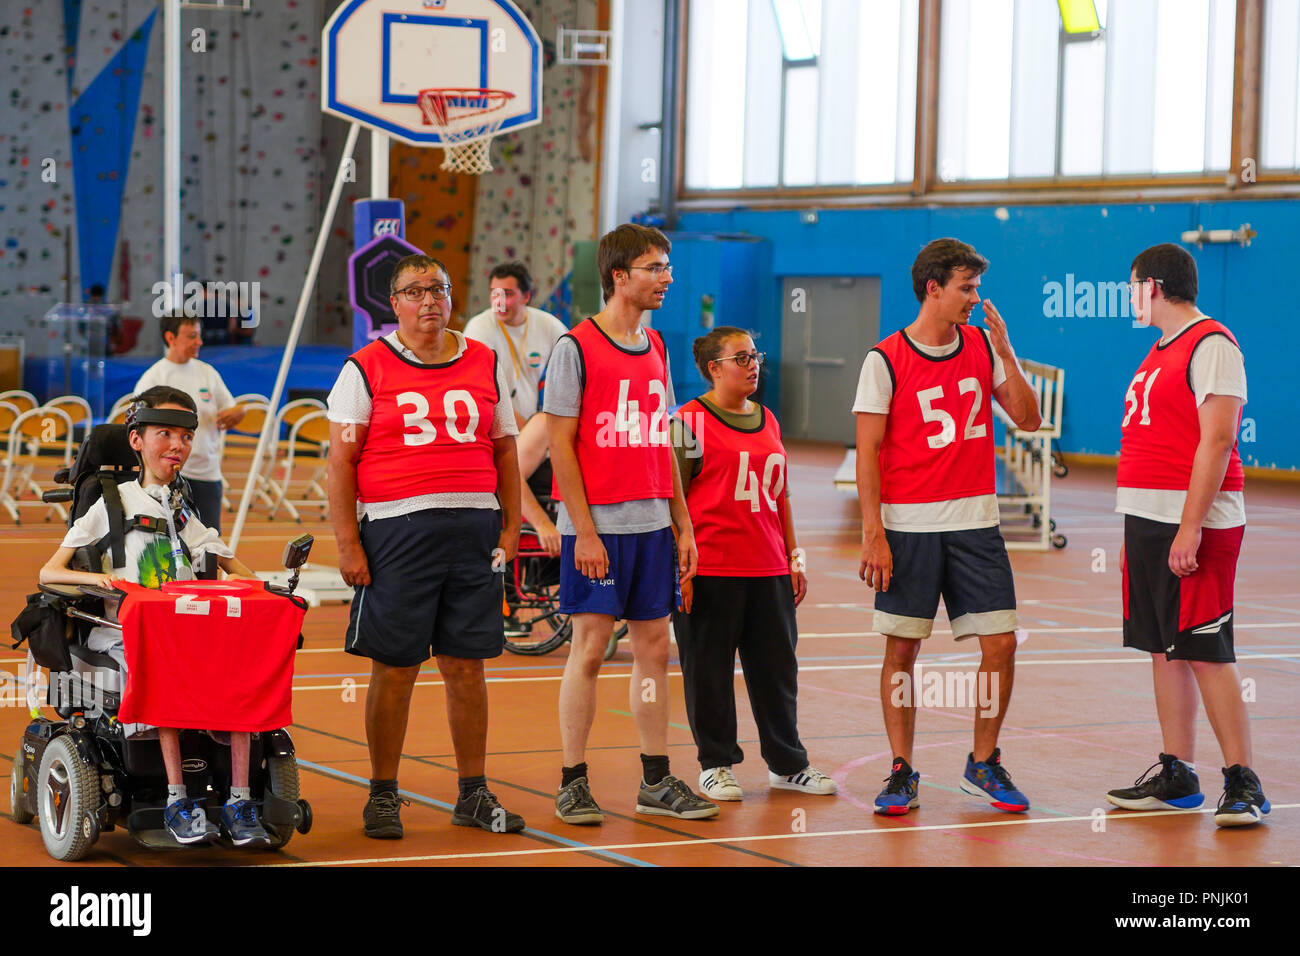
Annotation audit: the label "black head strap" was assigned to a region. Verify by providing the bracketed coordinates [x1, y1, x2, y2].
[126, 405, 198, 432]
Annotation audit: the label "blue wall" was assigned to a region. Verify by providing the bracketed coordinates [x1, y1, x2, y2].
[679, 198, 1296, 471]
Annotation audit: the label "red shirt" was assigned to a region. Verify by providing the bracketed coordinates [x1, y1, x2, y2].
[553, 319, 674, 505]
[677, 399, 789, 576]
[350, 336, 500, 502]
[1117, 319, 1244, 492]
[874, 326, 997, 504]
[117, 580, 305, 732]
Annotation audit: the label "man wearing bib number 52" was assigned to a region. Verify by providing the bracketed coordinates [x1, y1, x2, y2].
[327, 254, 526, 840]
[854, 238, 1042, 816]
[1107, 243, 1267, 828]
[544, 224, 717, 824]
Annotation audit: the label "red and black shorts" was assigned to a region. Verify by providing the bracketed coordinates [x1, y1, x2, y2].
[1122, 515, 1244, 663]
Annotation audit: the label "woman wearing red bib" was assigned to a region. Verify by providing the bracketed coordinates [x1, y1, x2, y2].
[670, 327, 836, 801]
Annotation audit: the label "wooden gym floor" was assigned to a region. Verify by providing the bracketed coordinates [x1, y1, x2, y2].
[2, 443, 1296, 867]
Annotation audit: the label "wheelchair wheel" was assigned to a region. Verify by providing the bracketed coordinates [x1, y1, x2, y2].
[10, 752, 34, 824]
[37, 734, 101, 861]
[504, 597, 572, 656]
[504, 553, 572, 655]
[265, 755, 301, 848]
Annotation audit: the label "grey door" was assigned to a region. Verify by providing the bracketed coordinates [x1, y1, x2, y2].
[779, 275, 881, 443]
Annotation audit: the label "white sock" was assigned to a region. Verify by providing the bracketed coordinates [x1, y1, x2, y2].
[227, 787, 251, 805]
[167, 784, 188, 804]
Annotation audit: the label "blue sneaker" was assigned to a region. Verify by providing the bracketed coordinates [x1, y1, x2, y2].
[1107, 753, 1204, 811]
[1214, 765, 1270, 828]
[220, 799, 272, 846]
[164, 797, 217, 845]
[959, 748, 1029, 813]
[874, 757, 920, 815]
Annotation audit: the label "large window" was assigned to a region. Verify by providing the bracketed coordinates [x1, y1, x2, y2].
[684, 0, 919, 190]
[1262, 0, 1300, 171]
[680, 0, 1297, 197]
[937, 0, 1235, 182]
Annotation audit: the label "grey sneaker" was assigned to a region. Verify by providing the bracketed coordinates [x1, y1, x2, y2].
[453, 786, 526, 833]
[636, 774, 719, 819]
[555, 776, 604, 825]
[363, 790, 410, 839]
[164, 797, 215, 845]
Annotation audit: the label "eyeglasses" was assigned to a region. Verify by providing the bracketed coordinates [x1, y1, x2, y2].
[713, 351, 765, 368]
[628, 264, 673, 277]
[1128, 278, 1164, 295]
[394, 283, 452, 302]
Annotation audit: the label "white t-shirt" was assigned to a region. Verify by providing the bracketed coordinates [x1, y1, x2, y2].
[1115, 320, 1247, 528]
[133, 357, 235, 482]
[60, 479, 235, 650]
[326, 330, 517, 520]
[852, 327, 1011, 533]
[463, 306, 569, 420]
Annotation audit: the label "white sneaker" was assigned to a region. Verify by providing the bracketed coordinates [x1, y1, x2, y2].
[769, 767, 837, 795]
[698, 766, 744, 801]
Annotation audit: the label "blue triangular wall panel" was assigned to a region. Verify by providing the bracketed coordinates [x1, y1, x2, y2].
[69, 6, 155, 296]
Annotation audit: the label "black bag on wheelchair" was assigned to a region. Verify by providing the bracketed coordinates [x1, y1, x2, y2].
[10, 592, 74, 672]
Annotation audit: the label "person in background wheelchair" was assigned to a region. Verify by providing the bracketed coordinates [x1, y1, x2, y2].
[38, 385, 267, 846]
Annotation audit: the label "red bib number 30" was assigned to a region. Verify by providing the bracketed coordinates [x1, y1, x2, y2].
[396, 389, 481, 445]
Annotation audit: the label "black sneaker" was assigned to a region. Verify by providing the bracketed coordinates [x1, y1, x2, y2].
[555, 776, 604, 825]
[1107, 753, 1204, 811]
[1214, 765, 1270, 828]
[636, 774, 719, 819]
[452, 786, 526, 833]
[363, 790, 410, 839]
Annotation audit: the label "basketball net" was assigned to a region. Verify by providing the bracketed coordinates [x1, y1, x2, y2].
[418, 88, 515, 175]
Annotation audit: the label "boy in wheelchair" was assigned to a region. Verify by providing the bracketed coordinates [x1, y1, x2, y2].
[37, 385, 271, 847]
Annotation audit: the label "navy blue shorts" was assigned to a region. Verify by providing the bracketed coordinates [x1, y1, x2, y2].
[873, 527, 1018, 640]
[345, 508, 504, 666]
[558, 528, 678, 621]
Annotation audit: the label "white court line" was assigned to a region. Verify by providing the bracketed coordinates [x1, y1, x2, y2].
[4, 622, 1297, 668]
[286, 652, 1300, 691]
[261, 803, 1300, 867]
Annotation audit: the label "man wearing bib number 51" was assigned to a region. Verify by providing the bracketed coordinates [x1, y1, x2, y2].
[327, 254, 526, 840]
[854, 238, 1042, 816]
[544, 224, 717, 824]
[1107, 243, 1267, 828]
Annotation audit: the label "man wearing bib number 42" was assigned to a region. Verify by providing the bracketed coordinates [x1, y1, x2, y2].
[1107, 243, 1268, 828]
[854, 238, 1042, 816]
[544, 224, 717, 823]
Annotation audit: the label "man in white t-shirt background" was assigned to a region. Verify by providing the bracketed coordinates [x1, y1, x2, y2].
[464, 261, 569, 554]
[134, 315, 245, 532]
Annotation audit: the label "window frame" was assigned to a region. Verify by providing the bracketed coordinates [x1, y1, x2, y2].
[674, 0, 1300, 211]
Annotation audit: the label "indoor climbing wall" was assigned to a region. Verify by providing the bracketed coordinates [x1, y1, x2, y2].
[469, 0, 606, 325]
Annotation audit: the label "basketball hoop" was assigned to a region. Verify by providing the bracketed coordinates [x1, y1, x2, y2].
[418, 88, 516, 175]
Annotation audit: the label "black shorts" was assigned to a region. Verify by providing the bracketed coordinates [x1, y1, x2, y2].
[1122, 515, 1242, 663]
[345, 508, 504, 666]
[873, 526, 1018, 640]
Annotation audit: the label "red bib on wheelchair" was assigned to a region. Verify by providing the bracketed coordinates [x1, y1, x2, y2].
[115, 580, 306, 732]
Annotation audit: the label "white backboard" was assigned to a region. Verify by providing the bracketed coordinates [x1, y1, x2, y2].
[322, 0, 542, 147]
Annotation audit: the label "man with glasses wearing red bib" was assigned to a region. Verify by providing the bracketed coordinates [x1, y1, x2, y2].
[544, 224, 717, 824]
[327, 255, 526, 841]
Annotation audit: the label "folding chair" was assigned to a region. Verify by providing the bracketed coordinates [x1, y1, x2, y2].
[264, 398, 327, 514]
[269, 409, 332, 521]
[0, 389, 39, 414]
[0, 405, 75, 523]
[44, 395, 94, 442]
[220, 402, 278, 514]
